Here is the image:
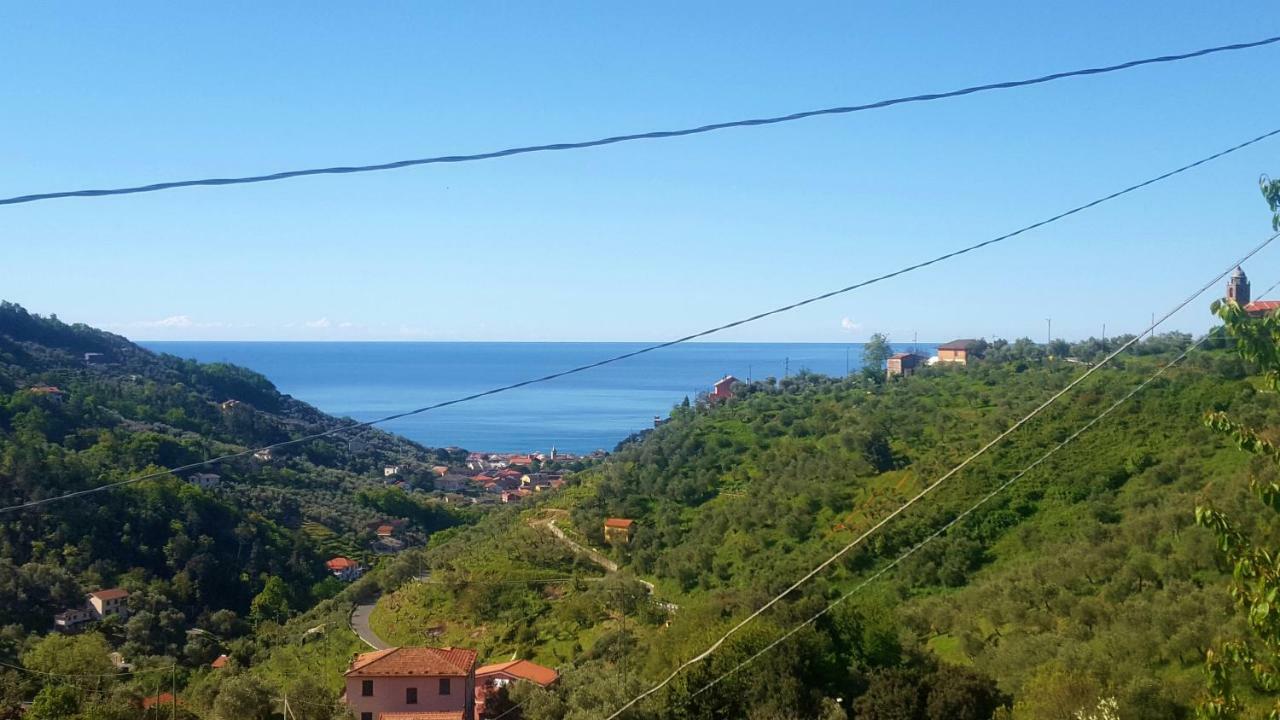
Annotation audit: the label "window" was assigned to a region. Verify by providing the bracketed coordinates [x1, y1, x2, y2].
[439, 678, 451, 695]
[361, 679, 373, 697]
[361, 714, 372, 720]
[406, 687, 418, 704]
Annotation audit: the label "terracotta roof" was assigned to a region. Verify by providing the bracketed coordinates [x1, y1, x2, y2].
[379, 712, 465, 720]
[346, 647, 478, 678]
[211, 654, 229, 669]
[376, 525, 394, 536]
[938, 339, 979, 351]
[604, 518, 634, 529]
[326, 557, 357, 571]
[1245, 300, 1280, 312]
[89, 588, 129, 601]
[477, 659, 559, 687]
[142, 693, 178, 709]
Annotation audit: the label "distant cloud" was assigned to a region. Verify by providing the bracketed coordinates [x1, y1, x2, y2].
[840, 317, 862, 332]
[305, 317, 332, 329]
[140, 315, 195, 328]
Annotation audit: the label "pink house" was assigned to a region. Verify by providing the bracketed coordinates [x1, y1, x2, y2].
[344, 646, 478, 720]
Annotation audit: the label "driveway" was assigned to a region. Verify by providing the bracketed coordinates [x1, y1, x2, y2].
[349, 601, 389, 650]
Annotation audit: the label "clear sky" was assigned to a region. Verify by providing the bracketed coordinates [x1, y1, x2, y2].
[3, 2, 1279, 343]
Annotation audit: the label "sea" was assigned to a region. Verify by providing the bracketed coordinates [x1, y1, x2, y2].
[144, 342, 937, 454]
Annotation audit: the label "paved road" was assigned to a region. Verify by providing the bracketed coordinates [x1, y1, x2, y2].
[349, 601, 389, 650]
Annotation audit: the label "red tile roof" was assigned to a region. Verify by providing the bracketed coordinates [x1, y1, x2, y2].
[89, 588, 129, 601]
[604, 518, 634, 529]
[376, 707, 468, 712]
[142, 693, 178, 709]
[476, 659, 559, 687]
[346, 647, 478, 678]
[326, 557, 357, 571]
[1245, 300, 1280, 313]
[376, 525, 394, 537]
[211, 654, 229, 669]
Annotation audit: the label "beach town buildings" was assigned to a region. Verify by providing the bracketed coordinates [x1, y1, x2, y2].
[344, 646, 478, 720]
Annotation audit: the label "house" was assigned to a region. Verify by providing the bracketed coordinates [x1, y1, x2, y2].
[141, 693, 179, 711]
[211, 654, 229, 669]
[376, 525, 395, 538]
[53, 607, 93, 633]
[475, 659, 558, 716]
[501, 490, 524, 504]
[344, 646, 478, 720]
[83, 352, 105, 364]
[432, 466, 450, 477]
[507, 455, 534, 468]
[326, 556, 364, 581]
[886, 353, 925, 378]
[711, 375, 739, 401]
[27, 385, 66, 402]
[188, 472, 221, 490]
[936, 339, 979, 365]
[384, 465, 402, 478]
[253, 448, 274, 462]
[219, 399, 244, 412]
[603, 518, 634, 544]
[88, 588, 130, 620]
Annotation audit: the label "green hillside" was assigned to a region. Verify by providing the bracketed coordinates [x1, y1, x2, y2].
[368, 333, 1276, 719]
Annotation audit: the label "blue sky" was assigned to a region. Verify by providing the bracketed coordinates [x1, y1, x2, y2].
[3, 2, 1279, 342]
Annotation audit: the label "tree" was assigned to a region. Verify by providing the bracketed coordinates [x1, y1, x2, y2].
[25, 685, 78, 720]
[1196, 296, 1280, 719]
[21, 632, 114, 678]
[862, 334, 893, 373]
[249, 576, 291, 625]
[212, 674, 273, 720]
[1264, 175, 1280, 230]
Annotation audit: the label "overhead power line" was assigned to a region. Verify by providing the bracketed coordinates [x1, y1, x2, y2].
[1, 36, 1278, 208]
[599, 232, 1280, 720]
[0, 129, 1274, 516]
[687, 306, 1268, 700]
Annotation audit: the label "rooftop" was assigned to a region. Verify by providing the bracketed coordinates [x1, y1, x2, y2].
[604, 518, 634, 529]
[346, 646, 478, 678]
[938, 339, 979, 351]
[476, 659, 559, 687]
[89, 588, 129, 601]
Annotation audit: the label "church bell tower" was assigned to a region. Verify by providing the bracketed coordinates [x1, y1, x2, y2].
[1228, 266, 1251, 305]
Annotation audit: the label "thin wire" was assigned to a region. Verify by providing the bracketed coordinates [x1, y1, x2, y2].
[0, 659, 176, 678]
[600, 233, 1279, 719]
[2, 36, 1277, 207]
[0, 130, 1273, 516]
[687, 312, 1262, 699]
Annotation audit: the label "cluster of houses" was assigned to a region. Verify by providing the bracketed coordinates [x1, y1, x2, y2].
[53, 588, 130, 632]
[342, 645, 560, 720]
[396, 453, 571, 504]
[886, 339, 980, 378]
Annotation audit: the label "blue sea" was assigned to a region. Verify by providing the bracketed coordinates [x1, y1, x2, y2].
[144, 342, 936, 454]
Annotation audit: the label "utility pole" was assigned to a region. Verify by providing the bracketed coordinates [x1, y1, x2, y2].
[913, 331, 918, 354]
[784, 357, 789, 378]
[1045, 318, 1052, 346]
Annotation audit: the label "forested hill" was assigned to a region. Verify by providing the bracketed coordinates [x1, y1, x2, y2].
[0, 302, 461, 658]
[355, 331, 1277, 720]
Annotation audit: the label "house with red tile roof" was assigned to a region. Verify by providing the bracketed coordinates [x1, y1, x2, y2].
[326, 556, 364, 581]
[475, 659, 559, 716]
[344, 646, 478, 720]
[88, 588, 129, 620]
[711, 375, 739, 401]
[211, 654, 229, 669]
[604, 518, 635, 543]
[141, 692, 179, 710]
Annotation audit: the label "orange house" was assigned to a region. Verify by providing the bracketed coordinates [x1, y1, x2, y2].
[603, 518, 634, 543]
[936, 339, 978, 364]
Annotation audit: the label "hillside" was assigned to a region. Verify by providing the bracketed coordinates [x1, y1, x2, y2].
[0, 302, 471, 717]
[365, 332, 1277, 719]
